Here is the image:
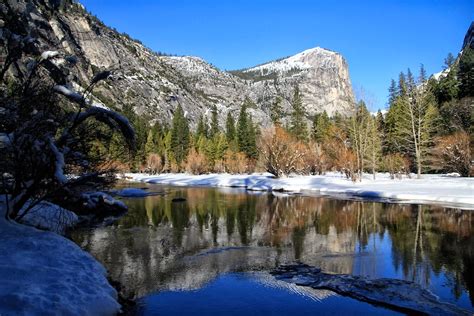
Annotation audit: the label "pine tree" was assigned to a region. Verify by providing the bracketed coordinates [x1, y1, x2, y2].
[367, 115, 382, 179]
[436, 68, 459, 103]
[170, 105, 190, 165]
[398, 72, 407, 97]
[236, 99, 258, 158]
[289, 86, 308, 141]
[406, 68, 416, 93]
[145, 129, 156, 156]
[311, 111, 331, 142]
[237, 100, 249, 153]
[225, 112, 236, 143]
[388, 79, 398, 106]
[376, 110, 385, 134]
[443, 52, 455, 70]
[458, 47, 474, 98]
[270, 96, 283, 125]
[196, 115, 208, 139]
[151, 122, 165, 156]
[209, 104, 219, 138]
[247, 115, 258, 159]
[418, 64, 427, 84]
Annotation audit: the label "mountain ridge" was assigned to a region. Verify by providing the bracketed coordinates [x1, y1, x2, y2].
[1, 0, 355, 128]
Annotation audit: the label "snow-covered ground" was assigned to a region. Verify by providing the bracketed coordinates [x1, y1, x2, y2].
[0, 202, 121, 315]
[124, 172, 474, 209]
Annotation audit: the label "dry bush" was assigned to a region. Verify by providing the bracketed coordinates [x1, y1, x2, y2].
[213, 159, 226, 173]
[185, 148, 209, 174]
[146, 153, 163, 174]
[304, 141, 327, 175]
[224, 150, 249, 174]
[169, 160, 181, 173]
[96, 160, 130, 173]
[258, 126, 308, 177]
[323, 126, 358, 181]
[431, 131, 471, 177]
[384, 153, 410, 179]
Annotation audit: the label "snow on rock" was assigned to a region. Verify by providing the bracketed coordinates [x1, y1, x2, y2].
[19, 201, 78, 235]
[82, 191, 127, 210]
[0, 203, 121, 315]
[124, 172, 474, 209]
[40, 50, 60, 61]
[244, 47, 336, 75]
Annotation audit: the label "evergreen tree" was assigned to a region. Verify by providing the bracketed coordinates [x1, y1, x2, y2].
[237, 100, 249, 153]
[418, 64, 427, 84]
[367, 115, 382, 179]
[196, 115, 208, 139]
[406, 68, 416, 93]
[209, 104, 219, 138]
[443, 52, 455, 69]
[225, 112, 236, 143]
[311, 111, 331, 142]
[398, 72, 407, 97]
[388, 79, 398, 105]
[247, 116, 258, 159]
[170, 105, 190, 165]
[145, 129, 156, 156]
[151, 122, 165, 155]
[289, 86, 308, 141]
[270, 96, 283, 125]
[236, 98, 258, 158]
[458, 47, 474, 98]
[435, 68, 459, 103]
[376, 110, 385, 134]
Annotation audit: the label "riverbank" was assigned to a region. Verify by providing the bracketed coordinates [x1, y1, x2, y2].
[0, 202, 121, 315]
[124, 172, 474, 209]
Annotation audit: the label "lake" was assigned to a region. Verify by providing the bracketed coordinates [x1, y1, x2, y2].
[71, 182, 474, 315]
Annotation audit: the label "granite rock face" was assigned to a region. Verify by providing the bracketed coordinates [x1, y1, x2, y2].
[1, 0, 355, 128]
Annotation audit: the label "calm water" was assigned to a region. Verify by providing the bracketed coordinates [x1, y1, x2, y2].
[72, 183, 474, 315]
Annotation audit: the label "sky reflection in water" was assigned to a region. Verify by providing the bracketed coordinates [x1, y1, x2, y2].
[72, 183, 474, 314]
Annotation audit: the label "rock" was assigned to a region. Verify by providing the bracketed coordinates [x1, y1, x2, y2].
[271, 263, 471, 316]
[3, 1, 354, 130]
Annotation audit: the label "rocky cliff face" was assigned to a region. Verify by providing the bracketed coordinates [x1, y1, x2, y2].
[1, 0, 355, 128]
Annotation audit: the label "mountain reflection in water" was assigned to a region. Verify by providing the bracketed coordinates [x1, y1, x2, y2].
[71, 184, 473, 311]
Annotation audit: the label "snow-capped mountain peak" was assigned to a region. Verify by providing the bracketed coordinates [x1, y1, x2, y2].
[243, 46, 338, 76]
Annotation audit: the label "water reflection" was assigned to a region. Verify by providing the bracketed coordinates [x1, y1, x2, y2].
[72, 185, 473, 311]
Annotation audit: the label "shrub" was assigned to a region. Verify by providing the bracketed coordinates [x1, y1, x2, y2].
[185, 148, 208, 174]
[224, 150, 249, 174]
[146, 153, 163, 174]
[431, 131, 471, 176]
[258, 126, 307, 177]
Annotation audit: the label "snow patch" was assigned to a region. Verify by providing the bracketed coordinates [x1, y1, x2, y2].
[124, 172, 474, 209]
[0, 203, 121, 315]
[19, 201, 78, 235]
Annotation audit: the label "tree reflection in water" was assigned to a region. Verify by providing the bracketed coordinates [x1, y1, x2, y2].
[72, 185, 473, 310]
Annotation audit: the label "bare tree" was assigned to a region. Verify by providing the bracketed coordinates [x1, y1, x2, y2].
[396, 88, 438, 178]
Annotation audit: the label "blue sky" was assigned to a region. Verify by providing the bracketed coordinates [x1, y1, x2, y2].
[81, 0, 473, 110]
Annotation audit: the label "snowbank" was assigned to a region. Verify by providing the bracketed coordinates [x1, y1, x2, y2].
[19, 201, 79, 235]
[124, 172, 474, 209]
[0, 203, 121, 315]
